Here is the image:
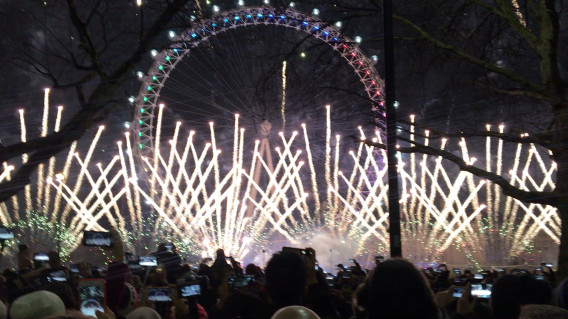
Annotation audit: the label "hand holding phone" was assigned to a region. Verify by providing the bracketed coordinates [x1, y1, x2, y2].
[33, 252, 50, 262]
[148, 286, 172, 302]
[82, 231, 114, 247]
[78, 279, 106, 318]
[471, 284, 492, 299]
[139, 256, 158, 267]
[0, 227, 14, 239]
[179, 283, 201, 297]
[46, 269, 69, 282]
[456, 283, 477, 316]
[70, 264, 80, 273]
[452, 286, 465, 298]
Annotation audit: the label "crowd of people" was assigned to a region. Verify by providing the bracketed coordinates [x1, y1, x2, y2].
[1, 228, 568, 319]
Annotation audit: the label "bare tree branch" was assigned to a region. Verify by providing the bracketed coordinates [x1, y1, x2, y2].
[471, 0, 537, 46]
[396, 118, 552, 146]
[0, 0, 193, 203]
[66, 0, 106, 77]
[365, 137, 558, 206]
[394, 14, 547, 97]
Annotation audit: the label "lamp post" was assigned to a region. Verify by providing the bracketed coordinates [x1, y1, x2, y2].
[384, 0, 402, 258]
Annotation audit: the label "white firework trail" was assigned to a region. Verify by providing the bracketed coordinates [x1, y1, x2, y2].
[0, 92, 560, 266]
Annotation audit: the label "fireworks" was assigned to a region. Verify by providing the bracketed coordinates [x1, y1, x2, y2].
[0, 90, 558, 270]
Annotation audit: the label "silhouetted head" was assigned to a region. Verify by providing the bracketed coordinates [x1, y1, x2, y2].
[265, 251, 307, 308]
[356, 258, 439, 319]
[216, 249, 226, 259]
[492, 274, 552, 319]
[245, 263, 263, 276]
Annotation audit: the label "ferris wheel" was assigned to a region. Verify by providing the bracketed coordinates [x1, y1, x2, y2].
[133, 6, 385, 160]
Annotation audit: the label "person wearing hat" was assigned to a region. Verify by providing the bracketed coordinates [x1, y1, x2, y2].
[271, 306, 320, 319]
[10, 290, 66, 319]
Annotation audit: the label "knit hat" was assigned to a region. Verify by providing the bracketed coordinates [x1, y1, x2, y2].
[271, 306, 321, 319]
[118, 282, 139, 315]
[10, 290, 66, 319]
[125, 307, 161, 319]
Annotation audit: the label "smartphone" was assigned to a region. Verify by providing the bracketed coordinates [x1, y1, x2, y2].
[535, 267, 543, 272]
[453, 268, 461, 274]
[474, 274, 484, 280]
[179, 284, 201, 297]
[0, 227, 14, 239]
[238, 277, 254, 287]
[47, 269, 68, 282]
[225, 257, 232, 262]
[471, 284, 492, 299]
[535, 275, 545, 280]
[542, 263, 554, 268]
[453, 286, 465, 298]
[375, 256, 384, 262]
[82, 231, 113, 247]
[139, 256, 158, 267]
[148, 286, 172, 302]
[282, 246, 309, 256]
[78, 279, 106, 318]
[128, 260, 142, 270]
[349, 259, 356, 263]
[70, 264, 80, 273]
[497, 268, 505, 272]
[33, 252, 50, 262]
[164, 243, 174, 252]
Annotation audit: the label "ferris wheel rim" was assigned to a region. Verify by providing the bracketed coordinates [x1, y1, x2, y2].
[133, 5, 386, 159]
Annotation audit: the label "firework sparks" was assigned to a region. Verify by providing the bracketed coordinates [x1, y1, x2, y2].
[0, 91, 560, 269]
